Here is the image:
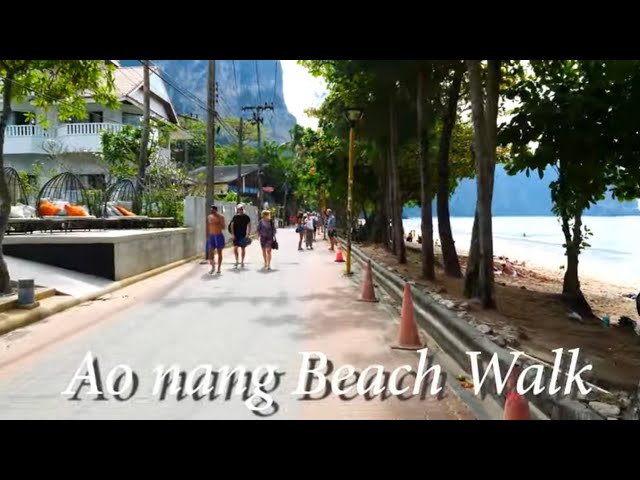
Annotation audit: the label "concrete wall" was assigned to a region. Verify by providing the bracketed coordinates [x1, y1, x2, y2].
[113, 228, 197, 280]
[184, 196, 259, 256]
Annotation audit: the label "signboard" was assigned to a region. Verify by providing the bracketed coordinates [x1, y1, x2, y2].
[229, 185, 258, 194]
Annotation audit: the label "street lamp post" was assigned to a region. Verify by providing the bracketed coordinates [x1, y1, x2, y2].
[344, 107, 364, 275]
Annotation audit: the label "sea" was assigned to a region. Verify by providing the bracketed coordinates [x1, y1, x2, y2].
[402, 216, 640, 290]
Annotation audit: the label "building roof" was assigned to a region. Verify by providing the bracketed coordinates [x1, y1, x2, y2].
[113, 66, 180, 124]
[188, 164, 259, 184]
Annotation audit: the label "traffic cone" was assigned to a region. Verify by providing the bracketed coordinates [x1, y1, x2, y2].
[358, 260, 378, 302]
[503, 390, 530, 420]
[392, 282, 425, 350]
[334, 248, 345, 262]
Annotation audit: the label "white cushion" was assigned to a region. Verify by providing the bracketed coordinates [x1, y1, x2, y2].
[23, 205, 36, 218]
[10, 205, 25, 218]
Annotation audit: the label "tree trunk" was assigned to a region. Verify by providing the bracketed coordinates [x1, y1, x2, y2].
[0, 72, 15, 294]
[466, 59, 500, 309]
[437, 65, 464, 278]
[464, 209, 480, 298]
[386, 147, 396, 254]
[417, 68, 435, 280]
[135, 60, 151, 213]
[389, 95, 406, 264]
[561, 213, 592, 316]
[381, 154, 391, 250]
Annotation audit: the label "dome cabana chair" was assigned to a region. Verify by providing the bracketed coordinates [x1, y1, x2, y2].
[35, 172, 103, 232]
[4, 167, 30, 206]
[4, 167, 40, 235]
[102, 178, 151, 229]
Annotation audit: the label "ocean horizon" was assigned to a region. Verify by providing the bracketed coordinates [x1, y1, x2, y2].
[402, 215, 640, 290]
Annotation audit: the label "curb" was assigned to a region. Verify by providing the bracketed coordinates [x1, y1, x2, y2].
[0, 254, 201, 337]
[339, 239, 604, 420]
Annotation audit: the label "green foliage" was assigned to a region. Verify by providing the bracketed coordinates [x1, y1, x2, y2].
[500, 60, 640, 298]
[84, 189, 104, 217]
[18, 161, 45, 199]
[100, 119, 174, 181]
[500, 60, 640, 219]
[0, 60, 119, 126]
[141, 160, 188, 224]
[220, 190, 238, 203]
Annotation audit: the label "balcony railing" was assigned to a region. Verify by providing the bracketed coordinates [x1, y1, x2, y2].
[4, 122, 125, 138]
[59, 123, 125, 136]
[5, 124, 51, 137]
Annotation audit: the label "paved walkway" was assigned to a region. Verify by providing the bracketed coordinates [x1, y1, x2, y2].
[6, 255, 111, 296]
[0, 227, 477, 419]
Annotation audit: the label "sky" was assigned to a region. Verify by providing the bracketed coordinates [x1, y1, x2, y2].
[280, 60, 327, 130]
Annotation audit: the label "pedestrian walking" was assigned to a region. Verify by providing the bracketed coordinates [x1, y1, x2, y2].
[326, 208, 336, 251]
[207, 205, 226, 274]
[304, 212, 315, 250]
[296, 211, 305, 251]
[257, 209, 277, 270]
[228, 203, 252, 268]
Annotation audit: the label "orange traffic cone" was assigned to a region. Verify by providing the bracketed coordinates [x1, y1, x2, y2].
[334, 248, 345, 262]
[358, 260, 378, 302]
[503, 390, 530, 420]
[391, 282, 425, 350]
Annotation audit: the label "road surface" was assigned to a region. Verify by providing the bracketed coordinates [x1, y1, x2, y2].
[0, 227, 477, 419]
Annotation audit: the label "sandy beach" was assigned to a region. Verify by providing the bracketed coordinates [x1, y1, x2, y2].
[359, 239, 640, 394]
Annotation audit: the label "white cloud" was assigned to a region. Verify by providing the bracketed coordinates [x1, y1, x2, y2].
[280, 60, 327, 130]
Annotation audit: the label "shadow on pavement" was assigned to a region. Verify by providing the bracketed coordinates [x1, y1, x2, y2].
[251, 313, 302, 328]
[200, 273, 221, 281]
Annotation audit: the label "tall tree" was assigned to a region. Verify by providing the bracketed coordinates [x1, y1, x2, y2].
[464, 60, 501, 308]
[500, 60, 640, 315]
[417, 62, 435, 279]
[0, 60, 118, 293]
[437, 63, 464, 278]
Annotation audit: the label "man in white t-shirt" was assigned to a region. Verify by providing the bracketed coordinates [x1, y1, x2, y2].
[305, 212, 315, 250]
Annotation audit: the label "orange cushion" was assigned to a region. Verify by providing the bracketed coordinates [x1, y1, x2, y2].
[39, 200, 61, 216]
[116, 206, 135, 216]
[65, 204, 87, 217]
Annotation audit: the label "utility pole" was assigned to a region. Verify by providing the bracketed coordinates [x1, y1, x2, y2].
[136, 60, 151, 214]
[242, 102, 274, 209]
[237, 117, 244, 202]
[204, 60, 216, 259]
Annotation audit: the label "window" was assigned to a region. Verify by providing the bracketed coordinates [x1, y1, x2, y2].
[122, 113, 142, 126]
[88, 111, 103, 123]
[78, 174, 106, 190]
[12, 112, 31, 125]
[65, 111, 103, 124]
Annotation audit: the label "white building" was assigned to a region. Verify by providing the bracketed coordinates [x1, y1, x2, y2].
[1, 61, 188, 190]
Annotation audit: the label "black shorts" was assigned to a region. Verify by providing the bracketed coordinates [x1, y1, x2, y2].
[233, 236, 249, 247]
[328, 229, 336, 237]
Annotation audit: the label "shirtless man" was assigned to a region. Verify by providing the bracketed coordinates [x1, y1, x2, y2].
[207, 205, 226, 274]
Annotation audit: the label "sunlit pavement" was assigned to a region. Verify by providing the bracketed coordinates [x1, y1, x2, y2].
[0, 228, 476, 419]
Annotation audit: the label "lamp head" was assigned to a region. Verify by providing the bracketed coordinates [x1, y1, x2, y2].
[344, 107, 364, 124]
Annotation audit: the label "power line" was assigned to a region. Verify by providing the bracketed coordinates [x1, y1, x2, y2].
[255, 60, 262, 104]
[232, 60, 239, 98]
[241, 102, 274, 208]
[134, 61, 238, 142]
